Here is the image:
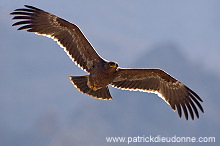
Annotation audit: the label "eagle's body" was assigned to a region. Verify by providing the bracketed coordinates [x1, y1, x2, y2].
[88, 62, 118, 90]
[11, 5, 204, 120]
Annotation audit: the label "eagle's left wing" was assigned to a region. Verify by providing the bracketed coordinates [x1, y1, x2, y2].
[11, 5, 106, 73]
[111, 68, 204, 120]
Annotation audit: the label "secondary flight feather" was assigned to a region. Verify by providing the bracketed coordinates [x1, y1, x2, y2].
[11, 5, 204, 120]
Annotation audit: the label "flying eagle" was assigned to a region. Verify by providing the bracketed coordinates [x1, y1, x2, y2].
[11, 5, 204, 120]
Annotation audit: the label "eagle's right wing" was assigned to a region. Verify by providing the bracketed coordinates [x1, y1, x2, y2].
[11, 5, 106, 73]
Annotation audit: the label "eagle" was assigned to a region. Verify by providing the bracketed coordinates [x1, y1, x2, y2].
[11, 5, 204, 120]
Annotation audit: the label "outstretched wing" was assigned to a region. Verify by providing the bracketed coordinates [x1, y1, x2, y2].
[111, 68, 204, 120]
[11, 5, 106, 73]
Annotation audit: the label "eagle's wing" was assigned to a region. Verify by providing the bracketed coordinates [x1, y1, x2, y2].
[11, 5, 106, 73]
[111, 68, 204, 120]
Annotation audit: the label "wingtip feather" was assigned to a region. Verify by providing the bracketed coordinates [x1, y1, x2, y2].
[24, 5, 41, 10]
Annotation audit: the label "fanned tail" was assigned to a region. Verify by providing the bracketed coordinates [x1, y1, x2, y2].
[69, 76, 112, 100]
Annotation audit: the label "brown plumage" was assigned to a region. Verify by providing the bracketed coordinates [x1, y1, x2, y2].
[11, 5, 204, 120]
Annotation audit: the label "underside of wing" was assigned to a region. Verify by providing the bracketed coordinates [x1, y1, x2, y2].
[11, 5, 106, 73]
[111, 68, 204, 120]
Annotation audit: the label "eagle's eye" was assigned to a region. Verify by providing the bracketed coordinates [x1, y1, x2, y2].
[108, 62, 118, 68]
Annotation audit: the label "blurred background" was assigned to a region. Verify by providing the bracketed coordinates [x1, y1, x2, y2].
[1, 0, 220, 145]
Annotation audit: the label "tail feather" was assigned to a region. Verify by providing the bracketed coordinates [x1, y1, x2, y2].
[69, 76, 112, 100]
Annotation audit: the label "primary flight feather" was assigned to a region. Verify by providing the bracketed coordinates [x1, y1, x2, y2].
[11, 5, 204, 120]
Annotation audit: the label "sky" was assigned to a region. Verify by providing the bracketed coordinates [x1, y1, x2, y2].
[1, 0, 220, 146]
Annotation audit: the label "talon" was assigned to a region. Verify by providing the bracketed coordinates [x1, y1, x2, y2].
[88, 84, 98, 91]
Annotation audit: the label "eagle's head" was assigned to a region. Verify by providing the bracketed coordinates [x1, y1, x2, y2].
[105, 61, 118, 72]
[108, 62, 118, 68]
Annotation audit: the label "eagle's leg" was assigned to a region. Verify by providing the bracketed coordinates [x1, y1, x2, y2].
[87, 81, 99, 91]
